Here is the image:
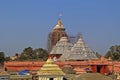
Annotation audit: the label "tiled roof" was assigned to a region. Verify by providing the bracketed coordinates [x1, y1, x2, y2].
[0, 71, 9, 76]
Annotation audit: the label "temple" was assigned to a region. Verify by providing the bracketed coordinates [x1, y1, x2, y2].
[47, 19, 68, 52]
[50, 34, 98, 61]
[38, 58, 65, 80]
[68, 34, 98, 60]
[50, 37, 73, 61]
[3, 19, 120, 77]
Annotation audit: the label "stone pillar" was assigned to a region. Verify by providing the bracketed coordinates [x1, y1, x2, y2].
[54, 76, 63, 80]
[54, 77, 57, 80]
[39, 77, 44, 80]
[60, 77, 63, 80]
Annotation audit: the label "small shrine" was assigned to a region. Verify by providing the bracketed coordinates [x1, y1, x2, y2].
[0, 70, 10, 80]
[38, 58, 65, 80]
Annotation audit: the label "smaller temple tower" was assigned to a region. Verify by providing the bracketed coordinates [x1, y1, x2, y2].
[47, 19, 68, 52]
[50, 37, 73, 61]
[68, 34, 98, 60]
[38, 58, 65, 80]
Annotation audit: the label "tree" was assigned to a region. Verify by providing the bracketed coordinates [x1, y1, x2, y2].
[96, 52, 101, 59]
[5, 56, 11, 61]
[20, 47, 49, 61]
[20, 53, 28, 61]
[105, 45, 120, 60]
[0, 52, 5, 65]
[34, 48, 49, 61]
[20, 47, 34, 60]
[105, 51, 113, 59]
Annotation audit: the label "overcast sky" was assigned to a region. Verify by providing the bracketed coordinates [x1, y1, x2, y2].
[0, 0, 120, 56]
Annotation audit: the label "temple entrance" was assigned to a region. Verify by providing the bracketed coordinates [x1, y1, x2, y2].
[5, 67, 7, 71]
[50, 78, 53, 80]
[97, 65, 102, 73]
[63, 77, 67, 80]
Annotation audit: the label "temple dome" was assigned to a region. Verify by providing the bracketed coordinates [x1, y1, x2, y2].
[54, 20, 65, 30]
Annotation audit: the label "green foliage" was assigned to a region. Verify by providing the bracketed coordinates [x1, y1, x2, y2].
[0, 52, 5, 59]
[105, 45, 120, 61]
[95, 52, 101, 59]
[5, 56, 11, 61]
[0, 52, 11, 61]
[0, 52, 5, 65]
[20, 53, 28, 61]
[20, 47, 49, 61]
[34, 48, 49, 60]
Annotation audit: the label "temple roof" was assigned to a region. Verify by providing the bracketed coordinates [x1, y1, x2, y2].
[50, 37, 73, 61]
[54, 19, 65, 30]
[0, 71, 9, 76]
[38, 58, 64, 75]
[68, 34, 98, 60]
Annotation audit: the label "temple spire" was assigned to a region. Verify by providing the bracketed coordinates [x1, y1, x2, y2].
[58, 13, 62, 26]
[80, 33, 83, 39]
[53, 14, 65, 30]
[58, 19, 62, 26]
[68, 34, 98, 60]
[58, 13, 62, 20]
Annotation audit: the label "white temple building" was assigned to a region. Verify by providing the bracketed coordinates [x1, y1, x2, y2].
[68, 34, 98, 60]
[50, 37, 73, 61]
[50, 34, 98, 61]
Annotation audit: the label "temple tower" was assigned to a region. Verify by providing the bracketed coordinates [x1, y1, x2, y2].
[38, 58, 65, 80]
[47, 19, 68, 52]
[68, 34, 98, 60]
[50, 37, 73, 61]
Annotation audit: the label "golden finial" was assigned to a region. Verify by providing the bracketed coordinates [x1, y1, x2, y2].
[58, 20, 62, 26]
[58, 13, 62, 26]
